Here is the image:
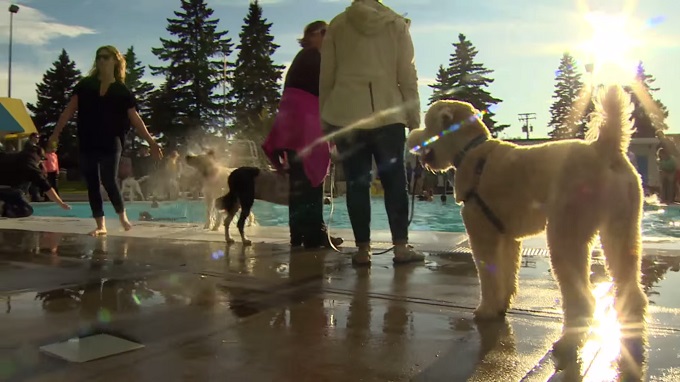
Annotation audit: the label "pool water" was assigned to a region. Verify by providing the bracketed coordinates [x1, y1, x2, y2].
[31, 197, 467, 233]
[30, 197, 680, 237]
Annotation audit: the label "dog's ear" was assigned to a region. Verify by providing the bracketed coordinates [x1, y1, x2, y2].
[440, 107, 456, 132]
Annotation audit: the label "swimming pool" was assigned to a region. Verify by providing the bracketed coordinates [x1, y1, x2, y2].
[29, 197, 680, 238]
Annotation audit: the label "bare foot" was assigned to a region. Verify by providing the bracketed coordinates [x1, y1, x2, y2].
[118, 212, 132, 231]
[89, 228, 107, 236]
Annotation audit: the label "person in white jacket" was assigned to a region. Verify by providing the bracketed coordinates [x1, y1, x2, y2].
[320, 0, 423, 266]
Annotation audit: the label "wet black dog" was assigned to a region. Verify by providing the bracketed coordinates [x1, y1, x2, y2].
[215, 167, 289, 246]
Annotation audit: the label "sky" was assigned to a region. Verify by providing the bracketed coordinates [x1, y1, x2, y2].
[0, 0, 678, 138]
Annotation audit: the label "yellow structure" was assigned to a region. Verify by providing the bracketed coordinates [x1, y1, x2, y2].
[370, 180, 384, 196]
[0, 98, 38, 140]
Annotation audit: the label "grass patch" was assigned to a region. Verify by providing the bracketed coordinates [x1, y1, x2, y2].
[59, 180, 87, 193]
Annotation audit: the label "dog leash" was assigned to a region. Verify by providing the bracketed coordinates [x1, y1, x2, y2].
[324, 160, 422, 255]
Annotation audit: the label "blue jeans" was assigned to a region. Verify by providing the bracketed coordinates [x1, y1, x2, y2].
[80, 150, 124, 218]
[332, 123, 409, 245]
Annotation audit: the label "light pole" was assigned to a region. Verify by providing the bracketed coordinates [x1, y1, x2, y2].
[8, 4, 19, 98]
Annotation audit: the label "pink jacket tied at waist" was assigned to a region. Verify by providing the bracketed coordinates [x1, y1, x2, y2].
[262, 87, 330, 187]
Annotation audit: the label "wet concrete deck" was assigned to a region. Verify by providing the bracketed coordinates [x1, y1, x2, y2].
[0, 224, 680, 381]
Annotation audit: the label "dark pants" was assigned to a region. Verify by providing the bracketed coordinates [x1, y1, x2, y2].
[333, 123, 409, 245]
[81, 150, 124, 218]
[47, 172, 59, 195]
[287, 150, 325, 245]
[28, 183, 41, 202]
[0, 187, 33, 218]
[661, 174, 676, 203]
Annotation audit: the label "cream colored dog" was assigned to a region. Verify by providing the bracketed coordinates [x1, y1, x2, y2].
[185, 151, 255, 231]
[407, 85, 646, 354]
[120, 175, 148, 202]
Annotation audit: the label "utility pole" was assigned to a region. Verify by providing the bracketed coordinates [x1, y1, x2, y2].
[518, 113, 537, 140]
[222, 53, 228, 136]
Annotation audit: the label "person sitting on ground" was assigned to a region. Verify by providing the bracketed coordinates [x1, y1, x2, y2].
[23, 133, 43, 202]
[0, 145, 70, 218]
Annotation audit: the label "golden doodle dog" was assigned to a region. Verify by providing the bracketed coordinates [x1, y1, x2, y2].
[407, 85, 647, 354]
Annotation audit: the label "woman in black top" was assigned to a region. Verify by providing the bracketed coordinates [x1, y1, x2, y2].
[49, 45, 162, 236]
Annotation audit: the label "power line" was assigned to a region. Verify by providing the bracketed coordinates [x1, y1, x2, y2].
[518, 113, 537, 140]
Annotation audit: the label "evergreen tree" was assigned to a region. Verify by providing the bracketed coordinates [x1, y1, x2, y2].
[124, 46, 155, 150]
[548, 53, 587, 139]
[429, 33, 508, 135]
[124, 46, 155, 121]
[428, 65, 450, 104]
[27, 49, 81, 164]
[627, 61, 668, 138]
[148, 81, 181, 147]
[151, 0, 234, 142]
[229, 0, 284, 134]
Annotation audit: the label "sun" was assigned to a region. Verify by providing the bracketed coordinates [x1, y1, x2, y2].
[580, 12, 642, 85]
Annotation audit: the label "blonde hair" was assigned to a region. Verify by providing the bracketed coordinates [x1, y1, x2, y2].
[88, 45, 126, 83]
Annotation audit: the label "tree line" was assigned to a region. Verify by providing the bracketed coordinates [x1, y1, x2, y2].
[26, 0, 669, 168]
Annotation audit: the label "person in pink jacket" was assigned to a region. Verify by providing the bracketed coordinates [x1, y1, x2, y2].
[43, 143, 60, 196]
[262, 21, 343, 249]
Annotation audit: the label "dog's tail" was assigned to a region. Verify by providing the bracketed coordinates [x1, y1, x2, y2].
[215, 191, 237, 212]
[586, 84, 636, 160]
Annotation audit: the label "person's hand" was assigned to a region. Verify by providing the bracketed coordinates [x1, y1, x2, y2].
[59, 202, 71, 211]
[150, 142, 163, 161]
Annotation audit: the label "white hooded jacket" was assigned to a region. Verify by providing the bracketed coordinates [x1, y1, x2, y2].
[319, 0, 421, 130]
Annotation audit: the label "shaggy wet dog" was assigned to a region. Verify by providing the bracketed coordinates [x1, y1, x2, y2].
[407, 85, 646, 356]
[185, 151, 258, 231]
[214, 167, 288, 246]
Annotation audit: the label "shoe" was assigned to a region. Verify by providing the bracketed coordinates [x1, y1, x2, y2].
[291, 234, 303, 247]
[393, 245, 425, 264]
[352, 247, 372, 266]
[327, 236, 344, 248]
[303, 228, 343, 249]
[303, 236, 343, 249]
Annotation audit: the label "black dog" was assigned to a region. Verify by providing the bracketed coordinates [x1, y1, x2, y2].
[215, 167, 289, 246]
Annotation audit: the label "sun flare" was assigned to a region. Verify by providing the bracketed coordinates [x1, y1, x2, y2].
[580, 12, 641, 85]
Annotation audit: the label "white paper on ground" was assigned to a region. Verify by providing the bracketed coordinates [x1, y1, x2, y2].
[39, 334, 144, 363]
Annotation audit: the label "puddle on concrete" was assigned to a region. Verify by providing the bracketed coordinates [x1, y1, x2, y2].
[1, 229, 680, 380]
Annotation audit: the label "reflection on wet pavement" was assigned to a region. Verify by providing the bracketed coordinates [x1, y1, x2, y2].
[0, 229, 679, 381]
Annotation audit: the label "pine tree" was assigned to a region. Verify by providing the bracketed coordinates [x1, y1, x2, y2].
[429, 33, 508, 135]
[124, 46, 155, 121]
[150, 0, 234, 142]
[428, 65, 450, 104]
[148, 81, 180, 147]
[123, 46, 155, 150]
[548, 53, 587, 139]
[27, 49, 81, 164]
[229, 0, 284, 135]
[627, 62, 668, 138]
